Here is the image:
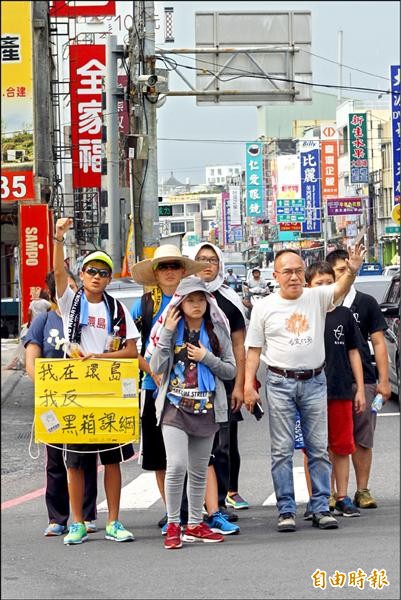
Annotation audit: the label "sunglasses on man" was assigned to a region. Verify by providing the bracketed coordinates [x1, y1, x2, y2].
[156, 262, 183, 271]
[83, 266, 111, 278]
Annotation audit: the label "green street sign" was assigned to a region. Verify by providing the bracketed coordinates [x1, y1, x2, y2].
[385, 226, 400, 234]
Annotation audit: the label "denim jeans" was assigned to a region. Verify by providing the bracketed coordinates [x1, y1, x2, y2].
[266, 370, 331, 515]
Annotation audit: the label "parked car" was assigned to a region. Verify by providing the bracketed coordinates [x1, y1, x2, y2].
[354, 275, 394, 378]
[354, 275, 393, 304]
[380, 273, 400, 399]
[107, 278, 144, 312]
[382, 265, 400, 277]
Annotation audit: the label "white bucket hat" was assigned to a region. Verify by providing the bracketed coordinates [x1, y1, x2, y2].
[130, 244, 207, 286]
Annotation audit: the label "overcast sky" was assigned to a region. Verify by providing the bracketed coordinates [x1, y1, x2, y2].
[153, 1, 400, 184]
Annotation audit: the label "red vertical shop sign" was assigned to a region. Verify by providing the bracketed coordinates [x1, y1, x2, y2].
[70, 44, 106, 189]
[19, 204, 50, 323]
[320, 124, 339, 199]
[50, 1, 116, 17]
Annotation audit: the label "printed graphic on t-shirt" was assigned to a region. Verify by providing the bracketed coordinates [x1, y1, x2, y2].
[333, 324, 345, 345]
[285, 312, 312, 347]
[167, 331, 213, 414]
[87, 316, 107, 329]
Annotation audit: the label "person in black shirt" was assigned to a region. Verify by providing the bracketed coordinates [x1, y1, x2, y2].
[326, 249, 391, 510]
[305, 262, 366, 518]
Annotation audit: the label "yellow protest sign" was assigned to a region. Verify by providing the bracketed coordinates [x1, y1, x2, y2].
[34, 358, 139, 444]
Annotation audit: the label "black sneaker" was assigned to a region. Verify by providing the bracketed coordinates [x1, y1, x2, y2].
[334, 496, 360, 518]
[277, 513, 296, 532]
[312, 511, 338, 529]
[218, 506, 239, 523]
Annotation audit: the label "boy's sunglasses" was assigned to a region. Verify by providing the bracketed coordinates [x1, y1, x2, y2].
[156, 262, 182, 271]
[84, 266, 111, 278]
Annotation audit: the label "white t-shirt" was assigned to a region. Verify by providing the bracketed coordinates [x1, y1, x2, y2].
[245, 285, 338, 369]
[58, 286, 139, 355]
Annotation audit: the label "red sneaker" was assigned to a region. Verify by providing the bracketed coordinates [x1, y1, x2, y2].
[182, 522, 224, 544]
[164, 523, 182, 550]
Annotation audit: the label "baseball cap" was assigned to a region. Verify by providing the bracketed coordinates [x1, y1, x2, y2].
[82, 250, 113, 272]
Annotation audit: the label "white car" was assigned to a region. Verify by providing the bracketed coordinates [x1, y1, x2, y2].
[382, 265, 400, 277]
[107, 278, 144, 312]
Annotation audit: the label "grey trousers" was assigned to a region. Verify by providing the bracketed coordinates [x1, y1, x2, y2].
[162, 425, 214, 524]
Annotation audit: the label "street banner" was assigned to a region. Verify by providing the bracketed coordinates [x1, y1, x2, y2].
[299, 141, 321, 234]
[50, 1, 116, 17]
[349, 113, 369, 184]
[1, 1, 35, 202]
[19, 204, 50, 323]
[245, 143, 263, 217]
[70, 44, 106, 189]
[34, 358, 139, 444]
[390, 65, 400, 206]
[275, 154, 301, 241]
[320, 124, 338, 199]
[228, 185, 241, 225]
[327, 197, 364, 216]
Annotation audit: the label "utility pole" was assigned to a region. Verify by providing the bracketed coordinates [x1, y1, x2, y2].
[129, 1, 160, 262]
[105, 35, 123, 273]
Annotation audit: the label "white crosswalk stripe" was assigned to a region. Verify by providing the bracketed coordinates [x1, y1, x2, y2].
[263, 466, 310, 506]
[97, 472, 161, 511]
[97, 467, 310, 511]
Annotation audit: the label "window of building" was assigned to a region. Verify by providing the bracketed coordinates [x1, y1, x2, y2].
[186, 204, 200, 215]
[171, 222, 185, 233]
[186, 221, 195, 232]
[217, 168, 222, 175]
[172, 204, 184, 215]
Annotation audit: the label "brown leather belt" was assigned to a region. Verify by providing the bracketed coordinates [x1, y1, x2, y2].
[268, 365, 325, 381]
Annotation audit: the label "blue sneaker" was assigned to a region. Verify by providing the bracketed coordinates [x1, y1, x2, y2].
[44, 523, 68, 537]
[205, 511, 240, 535]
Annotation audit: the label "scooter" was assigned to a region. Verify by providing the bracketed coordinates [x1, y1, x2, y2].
[242, 285, 270, 319]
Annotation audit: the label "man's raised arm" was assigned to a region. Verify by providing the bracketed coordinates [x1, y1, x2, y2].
[53, 217, 73, 298]
[333, 244, 366, 303]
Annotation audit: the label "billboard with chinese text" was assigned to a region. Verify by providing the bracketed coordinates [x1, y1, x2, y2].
[299, 141, 321, 234]
[1, 1, 35, 202]
[349, 113, 369, 184]
[70, 44, 106, 189]
[390, 65, 400, 206]
[245, 143, 263, 217]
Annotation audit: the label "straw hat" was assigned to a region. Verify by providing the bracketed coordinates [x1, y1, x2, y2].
[131, 245, 207, 286]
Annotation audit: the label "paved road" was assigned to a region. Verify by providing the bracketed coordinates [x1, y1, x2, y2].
[1, 341, 400, 599]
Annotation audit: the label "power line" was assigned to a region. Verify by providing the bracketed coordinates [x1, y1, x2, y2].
[156, 50, 391, 95]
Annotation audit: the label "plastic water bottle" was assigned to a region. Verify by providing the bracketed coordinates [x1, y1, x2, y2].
[105, 326, 121, 352]
[371, 393, 384, 413]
